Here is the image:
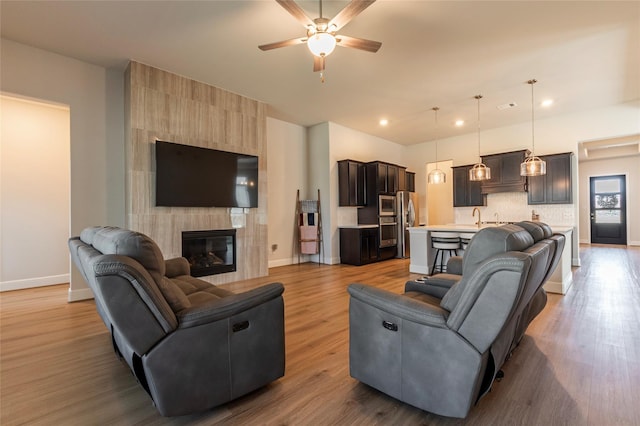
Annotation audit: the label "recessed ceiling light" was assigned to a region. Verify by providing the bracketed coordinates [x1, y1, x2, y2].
[379, 118, 389, 126]
[541, 99, 554, 107]
[497, 102, 518, 110]
[455, 120, 464, 126]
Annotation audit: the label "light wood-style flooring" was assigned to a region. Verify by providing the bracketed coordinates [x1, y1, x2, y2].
[2, 244, 639, 425]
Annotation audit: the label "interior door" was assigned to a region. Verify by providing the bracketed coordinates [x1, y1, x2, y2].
[590, 175, 627, 245]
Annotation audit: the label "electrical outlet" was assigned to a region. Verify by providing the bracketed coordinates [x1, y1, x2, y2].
[271, 244, 278, 252]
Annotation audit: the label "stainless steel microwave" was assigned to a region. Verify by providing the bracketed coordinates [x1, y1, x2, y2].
[378, 194, 396, 216]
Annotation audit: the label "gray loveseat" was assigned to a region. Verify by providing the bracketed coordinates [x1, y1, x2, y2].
[348, 222, 564, 418]
[68, 226, 285, 416]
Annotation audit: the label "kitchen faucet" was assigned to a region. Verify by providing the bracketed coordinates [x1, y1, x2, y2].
[473, 207, 481, 228]
[494, 212, 500, 224]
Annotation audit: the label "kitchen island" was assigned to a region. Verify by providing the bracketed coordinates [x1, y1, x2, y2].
[409, 224, 574, 294]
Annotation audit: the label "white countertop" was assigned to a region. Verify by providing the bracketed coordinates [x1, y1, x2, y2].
[339, 224, 379, 229]
[409, 223, 573, 234]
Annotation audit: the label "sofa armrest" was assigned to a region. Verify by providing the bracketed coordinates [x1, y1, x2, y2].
[447, 256, 463, 275]
[405, 280, 448, 299]
[348, 283, 448, 328]
[164, 257, 190, 278]
[177, 282, 284, 328]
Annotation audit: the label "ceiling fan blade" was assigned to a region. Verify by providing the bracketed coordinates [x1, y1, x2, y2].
[313, 55, 325, 72]
[276, 0, 315, 28]
[259, 37, 307, 51]
[336, 35, 381, 53]
[328, 0, 376, 31]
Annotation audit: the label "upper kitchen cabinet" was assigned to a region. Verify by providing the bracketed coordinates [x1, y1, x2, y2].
[397, 167, 407, 191]
[481, 150, 530, 194]
[368, 161, 399, 194]
[405, 171, 416, 192]
[338, 160, 366, 206]
[528, 152, 573, 205]
[453, 165, 486, 207]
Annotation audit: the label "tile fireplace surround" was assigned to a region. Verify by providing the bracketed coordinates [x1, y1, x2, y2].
[124, 61, 268, 285]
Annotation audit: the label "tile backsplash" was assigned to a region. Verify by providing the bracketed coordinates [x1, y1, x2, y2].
[454, 192, 575, 226]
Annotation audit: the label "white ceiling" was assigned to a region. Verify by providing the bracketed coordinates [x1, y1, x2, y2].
[1, 1, 639, 145]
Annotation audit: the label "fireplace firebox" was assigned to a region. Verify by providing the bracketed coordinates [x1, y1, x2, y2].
[182, 229, 236, 277]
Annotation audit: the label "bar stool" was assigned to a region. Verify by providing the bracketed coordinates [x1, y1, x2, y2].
[430, 232, 461, 275]
[459, 232, 475, 253]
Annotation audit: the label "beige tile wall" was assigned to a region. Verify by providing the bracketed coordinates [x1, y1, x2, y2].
[125, 62, 268, 284]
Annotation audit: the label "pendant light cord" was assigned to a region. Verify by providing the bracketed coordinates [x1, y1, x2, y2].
[433, 107, 440, 168]
[528, 79, 537, 157]
[475, 95, 483, 160]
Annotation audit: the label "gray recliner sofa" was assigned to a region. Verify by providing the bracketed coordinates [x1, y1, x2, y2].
[348, 223, 564, 418]
[68, 226, 285, 416]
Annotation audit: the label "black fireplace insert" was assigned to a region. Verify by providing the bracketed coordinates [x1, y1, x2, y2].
[182, 229, 236, 277]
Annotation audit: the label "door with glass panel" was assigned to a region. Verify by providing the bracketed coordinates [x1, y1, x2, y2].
[590, 175, 627, 245]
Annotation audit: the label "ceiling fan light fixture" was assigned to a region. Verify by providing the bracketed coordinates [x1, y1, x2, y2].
[307, 32, 336, 57]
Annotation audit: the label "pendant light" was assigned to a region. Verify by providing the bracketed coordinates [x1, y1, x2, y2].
[428, 107, 446, 184]
[469, 95, 491, 181]
[520, 79, 547, 176]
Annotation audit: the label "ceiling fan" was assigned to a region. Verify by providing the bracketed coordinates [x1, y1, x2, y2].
[259, 0, 382, 81]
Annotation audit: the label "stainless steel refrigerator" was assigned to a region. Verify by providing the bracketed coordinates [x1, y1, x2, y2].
[396, 191, 419, 258]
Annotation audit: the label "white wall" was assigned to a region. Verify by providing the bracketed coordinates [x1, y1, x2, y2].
[426, 160, 454, 226]
[0, 95, 70, 291]
[267, 120, 406, 266]
[327, 122, 406, 263]
[266, 117, 308, 267]
[578, 155, 640, 246]
[0, 39, 125, 301]
[308, 123, 332, 263]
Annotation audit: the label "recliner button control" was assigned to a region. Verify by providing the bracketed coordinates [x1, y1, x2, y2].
[232, 321, 250, 332]
[382, 320, 398, 332]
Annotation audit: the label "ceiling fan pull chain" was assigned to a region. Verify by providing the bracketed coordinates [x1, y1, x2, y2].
[320, 71, 325, 83]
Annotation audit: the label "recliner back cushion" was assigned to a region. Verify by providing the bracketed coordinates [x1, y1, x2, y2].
[90, 227, 166, 284]
[461, 225, 534, 276]
[514, 221, 545, 242]
[444, 225, 534, 312]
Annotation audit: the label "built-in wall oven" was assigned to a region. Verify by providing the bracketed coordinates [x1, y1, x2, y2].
[378, 194, 396, 216]
[379, 216, 398, 248]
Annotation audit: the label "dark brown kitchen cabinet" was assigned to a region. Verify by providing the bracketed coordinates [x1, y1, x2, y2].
[369, 161, 399, 194]
[405, 171, 416, 192]
[528, 152, 573, 204]
[340, 227, 379, 265]
[481, 150, 530, 194]
[397, 167, 407, 191]
[453, 165, 485, 207]
[338, 160, 366, 206]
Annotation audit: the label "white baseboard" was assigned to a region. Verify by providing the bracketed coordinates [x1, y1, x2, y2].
[268, 254, 339, 268]
[0, 274, 69, 292]
[578, 239, 639, 247]
[410, 264, 429, 275]
[544, 272, 574, 295]
[68, 286, 94, 302]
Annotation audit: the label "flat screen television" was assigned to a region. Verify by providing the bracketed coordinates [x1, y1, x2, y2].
[155, 141, 258, 208]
